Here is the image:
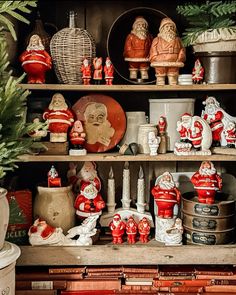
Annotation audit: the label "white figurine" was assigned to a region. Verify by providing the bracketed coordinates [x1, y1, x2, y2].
[148, 131, 160, 156]
[164, 218, 183, 245]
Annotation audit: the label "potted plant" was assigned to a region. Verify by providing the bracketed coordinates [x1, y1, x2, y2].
[0, 1, 37, 250]
[177, 1, 236, 83]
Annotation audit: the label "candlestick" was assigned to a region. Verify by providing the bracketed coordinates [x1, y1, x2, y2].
[137, 166, 145, 204]
[107, 166, 116, 213]
[122, 161, 131, 209]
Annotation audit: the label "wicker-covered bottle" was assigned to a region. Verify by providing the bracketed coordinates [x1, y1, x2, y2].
[50, 11, 96, 84]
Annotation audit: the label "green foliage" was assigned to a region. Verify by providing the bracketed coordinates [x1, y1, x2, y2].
[0, 1, 37, 179]
[177, 1, 236, 46]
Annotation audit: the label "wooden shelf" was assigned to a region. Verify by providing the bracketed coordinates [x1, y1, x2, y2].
[18, 152, 236, 162]
[19, 84, 236, 91]
[18, 243, 236, 266]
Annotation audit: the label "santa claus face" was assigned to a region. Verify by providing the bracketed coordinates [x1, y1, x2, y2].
[49, 93, 68, 111]
[181, 116, 191, 128]
[83, 184, 98, 199]
[199, 161, 216, 176]
[79, 162, 97, 182]
[83, 59, 89, 66]
[159, 173, 175, 190]
[73, 120, 83, 132]
[160, 23, 176, 42]
[132, 20, 148, 39]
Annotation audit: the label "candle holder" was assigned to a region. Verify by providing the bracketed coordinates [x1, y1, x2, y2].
[136, 202, 146, 214]
[106, 203, 117, 214]
[121, 198, 132, 210]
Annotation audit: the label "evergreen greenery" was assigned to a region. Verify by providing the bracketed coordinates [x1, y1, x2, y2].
[0, 1, 37, 179]
[177, 1, 236, 46]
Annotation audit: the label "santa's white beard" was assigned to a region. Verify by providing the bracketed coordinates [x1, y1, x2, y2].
[83, 190, 97, 199]
[132, 29, 148, 40]
[182, 121, 191, 129]
[199, 167, 216, 176]
[159, 180, 175, 190]
[159, 30, 176, 42]
[49, 104, 68, 111]
[113, 220, 120, 227]
[205, 104, 218, 115]
[27, 44, 45, 51]
[84, 120, 114, 144]
[78, 170, 97, 182]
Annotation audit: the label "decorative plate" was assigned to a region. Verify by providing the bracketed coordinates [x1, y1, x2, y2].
[72, 94, 126, 152]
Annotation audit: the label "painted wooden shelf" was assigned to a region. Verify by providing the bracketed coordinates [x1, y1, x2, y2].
[18, 152, 236, 162]
[18, 242, 236, 266]
[19, 83, 236, 91]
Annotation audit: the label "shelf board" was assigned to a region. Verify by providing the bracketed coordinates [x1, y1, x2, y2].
[18, 152, 236, 162]
[19, 83, 236, 91]
[18, 242, 236, 266]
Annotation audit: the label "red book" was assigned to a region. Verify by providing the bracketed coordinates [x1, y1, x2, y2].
[16, 280, 66, 290]
[86, 267, 123, 273]
[61, 292, 116, 295]
[158, 265, 194, 276]
[49, 267, 86, 274]
[196, 274, 236, 280]
[195, 266, 234, 276]
[204, 285, 236, 292]
[66, 279, 121, 291]
[214, 279, 236, 285]
[16, 272, 83, 281]
[153, 278, 212, 287]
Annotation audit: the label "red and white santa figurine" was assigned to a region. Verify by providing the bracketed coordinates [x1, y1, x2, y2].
[158, 116, 167, 135]
[109, 213, 126, 244]
[43, 93, 74, 142]
[126, 216, 138, 244]
[202, 96, 224, 147]
[224, 121, 236, 148]
[47, 165, 61, 187]
[104, 57, 114, 85]
[19, 34, 52, 84]
[192, 58, 204, 84]
[81, 58, 92, 85]
[151, 171, 181, 219]
[191, 161, 222, 204]
[69, 120, 87, 155]
[74, 181, 105, 219]
[93, 57, 103, 84]
[138, 217, 151, 243]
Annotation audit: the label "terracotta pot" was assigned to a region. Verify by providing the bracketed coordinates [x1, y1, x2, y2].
[34, 185, 75, 233]
[0, 188, 9, 251]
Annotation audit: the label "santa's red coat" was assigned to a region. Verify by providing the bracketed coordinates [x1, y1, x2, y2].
[109, 221, 126, 237]
[74, 193, 105, 218]
[43, 108, 74, 133]
[203, 111, 224, 142]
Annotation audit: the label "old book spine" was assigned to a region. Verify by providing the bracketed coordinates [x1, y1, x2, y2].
[66, 279, 121, 291]
[86, 267, 123, 273]
[153, 278, 212, 287]
[213, 279, 236, 285]
[195, 270, 234, 275]
[124, 273, 157, 278]
[49, 267, 85, 274]
[87, 272, 123, 277]
[16, 290, 57, 295]
[159, 275, 195, 280]
[16, 280, 67, 290]
[122, 267, 158, 274]
[169, 286, 204, 293]
[16, 272, 83, 281]
[204, 285, 236, 292]
[196, 274, 236, 280]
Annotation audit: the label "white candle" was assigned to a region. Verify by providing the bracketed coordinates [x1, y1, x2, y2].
[122, 161, 130, 201]
[107, 167, 115, 205]
[137, 166, 145, 204]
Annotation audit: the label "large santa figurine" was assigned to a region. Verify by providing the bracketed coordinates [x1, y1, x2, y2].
[126, 216, 138, 244]
[43, 93, 74, 142]
[74, 181, 105, 219]
[151, 171, 181, 218]
[123, 16, 153, 80]
[19, 34, 52, 84]
[109, 213, 126, 244]
[191, 161, 222, 204]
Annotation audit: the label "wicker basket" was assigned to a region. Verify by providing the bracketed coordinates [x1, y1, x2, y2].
[50, 12, 96, 84]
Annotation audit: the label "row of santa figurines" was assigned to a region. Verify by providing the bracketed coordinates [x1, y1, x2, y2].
[30, 93, 236, 155]
[28, 159, 223, 246]
[20, 17, 203, 86]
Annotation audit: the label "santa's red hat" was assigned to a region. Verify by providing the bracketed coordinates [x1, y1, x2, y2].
[181, 112, 192, 119]
[133, 16, 148, 28]
[80, 181, 96, 192]
[29, 218, 56, 239]
[113, 213, 121, 220]
[159, 17, 176, 31]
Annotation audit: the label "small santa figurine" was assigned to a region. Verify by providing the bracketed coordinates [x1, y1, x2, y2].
[126, 216, 138, 244]
[158, 116, 167, 154]
[138, 217, 151, 243]
[43, 93, 74, 142]
[93, 57, 103, 84]
[69, 120, 87, 155]
[81, 58, 92, 85]
[151, 171, 181, 218]
[109, 213, 126, 244]
[191, 161, 222, 204]
[224, 121, 236, 148]
[103, 57, 114, 85]
[148, 131, 160, 156]
[74, 181, 105, 219]
[19, 34, 52, 84]
[67, 161, 101, 194]
[47, 165, 61, 187]
[192, 59, 204, 84]
[158, 116, 167, 135]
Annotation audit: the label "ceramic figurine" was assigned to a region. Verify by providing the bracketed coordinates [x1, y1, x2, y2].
[104, 57, 114, 85]
[93, 57, 103, 84]
[148, 131, 160, 156]
[28, 216, 99, 246]
[69, 120, 87, 155]
[192, 59, 204, 84]
[19, 34, 52, 83]
[138, 217, 151, 243]
[149, 18, 186, 85]
[74, 181, 105, 219]
[164, 218, 183, 245]
[224, 121, 236, 148]
[43, 93, 74, 142]
[109, 213, 126, 244]
[29, 117, 48, 141]
[126, 216, 138, 244]
[151, 171, 181, 219]
[123, 16, 153, 81]
[175, 113, 212, 155]
[81, 58, 92, 85]
[202, 96, 236, 147]
[47, 165, 61, 187]
[158, 116, 167, 154]
[67, 161, 101, 194]
[191, 161, 222, 204]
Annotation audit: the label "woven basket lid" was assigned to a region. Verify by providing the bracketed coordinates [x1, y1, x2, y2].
[50, 27, 96, 84]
